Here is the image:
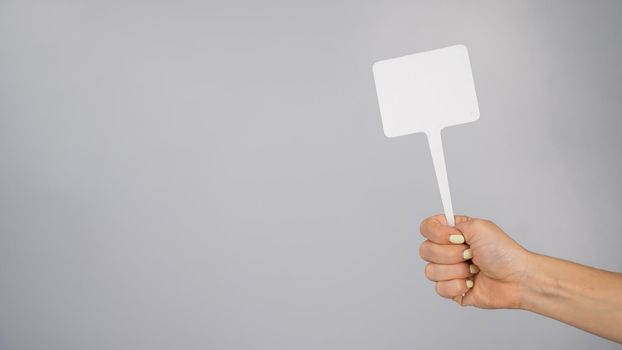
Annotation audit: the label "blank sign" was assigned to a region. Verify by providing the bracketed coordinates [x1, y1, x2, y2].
[372, 45, 480, 227]
[372, 45, 479, 138]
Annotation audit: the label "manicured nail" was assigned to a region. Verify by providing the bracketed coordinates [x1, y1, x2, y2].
[449, 234, 465, 244]
[462, 249, 473, 260]
[466, 279, 474, 288]
[469, 264, 480, 274]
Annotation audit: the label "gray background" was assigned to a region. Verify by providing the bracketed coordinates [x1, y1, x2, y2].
[1, 0, 621, 349]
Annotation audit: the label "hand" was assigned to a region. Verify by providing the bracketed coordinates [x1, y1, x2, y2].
[419, 214, 531, 308]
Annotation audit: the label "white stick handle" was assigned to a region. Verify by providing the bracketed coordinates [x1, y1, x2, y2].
[426, 130, 455, 227]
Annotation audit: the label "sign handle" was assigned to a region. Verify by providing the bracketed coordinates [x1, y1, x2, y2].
[426, 129, 455, 227]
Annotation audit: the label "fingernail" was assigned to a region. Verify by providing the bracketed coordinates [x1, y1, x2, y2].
[449, 234, 465, 244]
[462, 249, 473, 260]
[469, 264, 480, 274]
[466, 280, 474, 288]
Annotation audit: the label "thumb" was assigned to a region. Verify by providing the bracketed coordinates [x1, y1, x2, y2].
[454, 218, 490, 244]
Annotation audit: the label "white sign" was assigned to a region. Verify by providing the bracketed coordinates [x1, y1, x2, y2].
[373, 45, 480, 226]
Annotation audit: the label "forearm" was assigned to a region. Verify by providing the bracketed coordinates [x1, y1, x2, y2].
[519, 252, 622, 343]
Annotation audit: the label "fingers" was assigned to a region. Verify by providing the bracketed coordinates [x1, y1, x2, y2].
[435, 279, 473, 298]
[419, 215, 482, 301]
[419, 214, 471, 244]
[419, 240, 470, 264]
[421, 214, 471, 227]
[424, 262, 474, 281]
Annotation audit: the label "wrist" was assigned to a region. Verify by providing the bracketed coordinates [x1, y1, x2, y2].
[517, 252, 555, 312]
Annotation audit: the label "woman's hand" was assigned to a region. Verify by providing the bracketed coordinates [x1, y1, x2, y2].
[419, 214, 622, 343]
[419, 214, 531, 308]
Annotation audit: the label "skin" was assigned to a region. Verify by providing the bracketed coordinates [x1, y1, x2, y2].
[419, 214, 622, 344]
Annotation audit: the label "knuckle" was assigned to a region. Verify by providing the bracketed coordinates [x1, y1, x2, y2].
[467, 218, 489, 233]
[420, 216, 440, 237]
[419, 219, 427, 234]
[480, 219, 493, 227]
[418, 242, 428, 260]
[470, 218, 484, 227]
[435, 282, 444, 296]
[473, 218, 493, 229]
[424, 263, 435, 281]
[435, 282, 453, 298]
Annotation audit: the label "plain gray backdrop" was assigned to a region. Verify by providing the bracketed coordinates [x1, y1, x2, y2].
[1, 0, 621, 349]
